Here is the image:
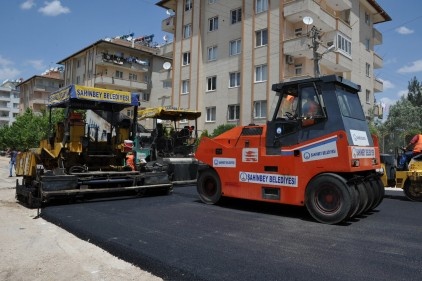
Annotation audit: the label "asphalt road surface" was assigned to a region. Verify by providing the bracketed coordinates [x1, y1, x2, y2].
[41, 186, 422, 281]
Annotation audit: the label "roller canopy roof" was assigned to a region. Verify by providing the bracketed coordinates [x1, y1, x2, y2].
[138, 106, 201, 121]
[48, 85, 139, 111]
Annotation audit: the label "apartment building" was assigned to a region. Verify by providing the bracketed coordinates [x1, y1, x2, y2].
[17, 68, 64, 114]
[156, 0, 391, 132]
[0, 80, 21, 126]
[57, 36, 173, 117]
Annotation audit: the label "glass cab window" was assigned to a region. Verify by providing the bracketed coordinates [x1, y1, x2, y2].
[275, 88, 298, 120]
[300, 86, 323, 118]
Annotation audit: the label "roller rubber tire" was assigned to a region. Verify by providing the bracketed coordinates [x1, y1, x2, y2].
[197, 169, 222, 204]
[305, 174, 352, 224]
[355, 182, 368, 216]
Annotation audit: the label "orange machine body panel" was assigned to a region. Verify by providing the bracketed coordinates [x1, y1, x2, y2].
[195, 127, 380, 206]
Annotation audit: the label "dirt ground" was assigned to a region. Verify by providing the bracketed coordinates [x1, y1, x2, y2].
[0, 156, 162, 281]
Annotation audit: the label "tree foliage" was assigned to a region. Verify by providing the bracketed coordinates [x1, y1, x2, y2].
[373, 76, 422, 154]
[211, 124, 236, 137]
[407, 76, 422, 107]
[0, 108, 64, 151]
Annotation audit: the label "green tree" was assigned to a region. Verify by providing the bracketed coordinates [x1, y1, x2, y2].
[407, 76, 422, 107]
[211, 124, 236, 137]
[381, 97, 422, 153]
[0, 108, 64, 151]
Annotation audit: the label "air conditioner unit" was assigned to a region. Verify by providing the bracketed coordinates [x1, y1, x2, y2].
[286, 55, 294, 65]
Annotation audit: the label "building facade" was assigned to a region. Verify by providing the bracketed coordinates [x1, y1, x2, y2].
[0, 80, 21, 126]
[156, 0, 391, 133]
[17, 69, 64, 115]
[57, 37, 173, 118]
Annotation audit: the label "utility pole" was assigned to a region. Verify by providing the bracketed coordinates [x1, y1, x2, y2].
[309, 26, 323, 77]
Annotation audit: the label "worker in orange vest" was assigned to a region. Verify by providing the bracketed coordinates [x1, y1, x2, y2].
[126, 152, 136, 171]
[399, 133, 422, 170]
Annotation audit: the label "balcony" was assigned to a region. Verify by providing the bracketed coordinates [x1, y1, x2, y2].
[161, 16, 175, 33]
[284, 0, 336, 32]
[324, 0, 351, 11]
[373, 28, 383, 45]
[158, 41, 173, 58]
[373, 52, 383, 69]
[96, 54, 149, 73]
[30, 98, 48, 105]
[284, 36, 312, 58]
[374, 78, 383, 93]
[283, 36, 352, 73]
[93, 76, 148, 91]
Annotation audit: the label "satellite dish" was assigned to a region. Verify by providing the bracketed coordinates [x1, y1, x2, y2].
[166, 9, 173, 15]
[163, 35, 168, 41]
[303, 16, 314, 25]
[163, 62, 171, 70]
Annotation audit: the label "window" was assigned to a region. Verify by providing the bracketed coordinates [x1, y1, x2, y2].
[163, 80, 172, 88]
[206, 107, 216, 122]
[256, 29, 268, 47]
[207, 76, 217, 91]
[129, 73, 137, 81]
[229, 39, 241, 56]
[255, 64, 267, 82]
[229, 72, 240, 88]
[256, 0, 268, 13]
[366, 90, 371, 104]
[183, 52, 191, 65]
[337, 88, 366, 120]
[365, 12, 370, 25]
[185, 0, 192, 11]
[254, 100, 267, 118]
[182, 80, 190, 94]
[209, 16, 219, 32]
[337, 33, 352, 56]
[77, 59, 81, 68]
[127, 110, 132, 117]
[366, 63, 371, 77]
[115, 70, 123, 79]
[231, 8, 241, 24]
[364, 38, 370, 51]
[228, 104, 240, 121]
[295, 64, 303, 75]
[295, 28, 303, 37]
[207, 46, 217, 61]
[142, 93, 150, 102]
[209, 0, 216, 3]
[183, 24, 192, 39]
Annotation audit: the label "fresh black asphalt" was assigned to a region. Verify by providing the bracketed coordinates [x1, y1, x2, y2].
[41, 187, 422, 281]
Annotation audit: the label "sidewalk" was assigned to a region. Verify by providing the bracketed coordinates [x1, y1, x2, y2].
[0, 156, 161, 281]
[0, 156, 21, 188]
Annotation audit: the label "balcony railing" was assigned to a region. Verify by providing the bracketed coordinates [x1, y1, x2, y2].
[93, 76, 148, 91]
[96, 54, 149, 72]
[374, 78, 383, 93]
[284, 0, 335, 32]
[161, 16, 175, 33]
[373, 52, 383, 69]
[373, 28, 383, 45]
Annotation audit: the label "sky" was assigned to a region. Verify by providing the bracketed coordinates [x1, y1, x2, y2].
[0, 1, 421, 119]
